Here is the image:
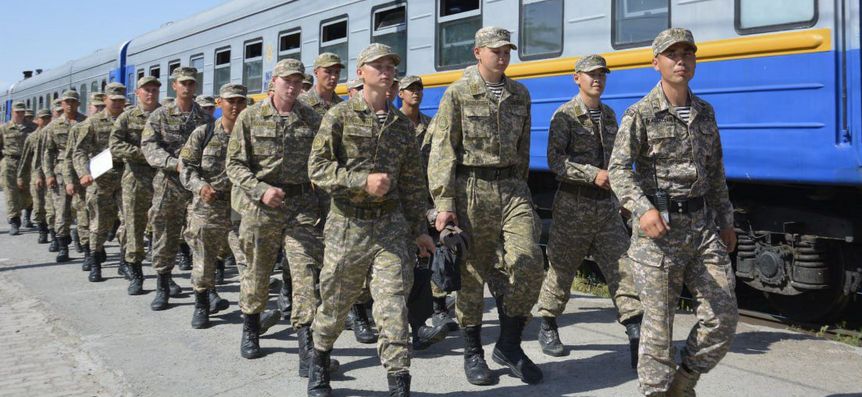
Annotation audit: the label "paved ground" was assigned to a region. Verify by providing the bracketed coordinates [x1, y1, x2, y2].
[1, 193, 861, 396]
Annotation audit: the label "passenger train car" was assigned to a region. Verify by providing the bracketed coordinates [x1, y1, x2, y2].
[2, 0, 860, 322]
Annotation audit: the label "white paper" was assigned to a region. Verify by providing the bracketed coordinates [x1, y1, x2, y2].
[89, 148, 114, 179]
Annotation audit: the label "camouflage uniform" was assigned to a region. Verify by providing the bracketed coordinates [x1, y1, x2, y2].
[537, 94, 642, 323]
[63, 122, 90, 252]
[427, 63, 543, 326]
[43, 103, 86, 241]
[0, 105, 36, 223]
[16, 118, 51, 227]
[142, 73, 211, 276]
[308, 54, 427, 375]
[608, 29, 738, 396]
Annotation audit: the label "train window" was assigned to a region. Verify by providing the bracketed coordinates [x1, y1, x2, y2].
[39, 96, 44, 110]
[92, 81, 99, 95]
[436, 0, 482, 70]
[26, 99, 30, 109]
[150, 65, 160, 79]
[371, 4, 407, 76]
[214, 47, 231, 94]
[167, 60, 181, 97]
[190, 54, 204, 95]
[137, 69, 145, 82]
[735, 0, 817, 34]
[101, 80, 107, 92]
[611, 0, 669, 49]
[80, 84, 88, 112]
[519, 0, 563, 60]
[53, 92, 58, 100]
[278, 29, 302, 62]
[320, 17, 348, 82]
[244, 40, 264, 94]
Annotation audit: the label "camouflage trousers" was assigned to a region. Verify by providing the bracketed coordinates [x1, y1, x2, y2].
[121, 167, 154, 263]
[238, 191, 323, 331]
[185, 194, 231, 292]
[86, 172, 120, 252]
[312, 209, 412, 374]
[1, 158, 25, 221]
[629, 209, 738, 396]
[454, 177, 543, 326]
[48, 171, 73, 238]
[229, 186, 248, 271]
[29, 180, 52, 225]
[538, 188, 642, 323]
[71, 184, 89, 248]
[149, 172, 191, 275]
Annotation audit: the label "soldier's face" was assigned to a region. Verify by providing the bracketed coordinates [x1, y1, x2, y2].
[273, 75, 304, 102]
[106, 97, 125, 115]
[11, 111, 24, 123]
[575, 70, 607, 98]
[36, 117, 50, 128]
[474, 46, 511, 74]
[62, 100, 78, 115]
[653, 43, 696, 85]
[137, 84, 160, 108]
[219, 97, 247, 122]
[358, 58, 396, 92]
[398, 85, 423, 106]
[90, 104, 105, 115]
[173, 80, 197, 100]
[315, 66, 342, 91]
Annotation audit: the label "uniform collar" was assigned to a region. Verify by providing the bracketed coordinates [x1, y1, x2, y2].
[647, 82, 703, 123]
[463, 65, 514, 101]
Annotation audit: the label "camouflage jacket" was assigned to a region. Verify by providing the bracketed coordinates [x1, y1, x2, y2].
[298, 88, 343, 118]
[226, 97, 321, 202]
[608, 82, 734, 229]
[110, 105, 159, 173]
[63, 122, 85, 184]
[0, 119, 36, 161]
[141, 101, 211, 181]
[427, 65, 532, 212]
[548, 95, 618, 186]
[308, 94, 427, 238]
[16, 127, 46, 181]
[181, 118, 231, 194]
[73, 109, 121, 178]
[42, 112, 86, 178]
[412, 111, 433, 173]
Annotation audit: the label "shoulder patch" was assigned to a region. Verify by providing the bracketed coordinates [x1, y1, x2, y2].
[437, 115, 449, 131]
[228, 139, 240, 153]
[180, 147, 191, 159]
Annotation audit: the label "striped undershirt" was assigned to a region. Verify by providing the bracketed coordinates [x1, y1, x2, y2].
[376, 112, 388, 125]
[485, 80, 505, 100]
[674, 106, 691, 123]
[587, 108, 602, 124]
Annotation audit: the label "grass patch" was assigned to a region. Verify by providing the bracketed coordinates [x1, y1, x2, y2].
[570, 270, 611, 298]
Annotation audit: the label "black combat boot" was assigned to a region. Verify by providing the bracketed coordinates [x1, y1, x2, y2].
[191, 290, 210, 329]
[127, 262, 144, 296]
[95, 249, 106, 264]
[410, 318, 447, 351]
[22, 209, 33, 228]
[214, 259, 226, 285]
[538, 316, 565, 357]
[106, 219, 119, 242]
[150, 273, 170, 311]
[88, 249, 104, 282]
[9, 217, 21, 236]
[56, 236, 71, 263]
[177, 243, 192, 271]
[240, 313, 262, 359]
[117, 248, 130, 280]
[37, 223, 49, 244]
[168, 274, 182, 297]
[307, 348, 333, 397]
[350, 304, 377, 344]
[492, 311, 543, 384]
[259, 309, 282, 335]
[208, 289, 229, 314]
[625, 320, 642, 369]
[81, 246, 92, 271]
[462, 325, 493, 385]
[71, 228, 82, 253]
[432, 296, 459, 332]
[48, 229, 59, 252]
[277, 280, 293, 319]
[297, 325, 313, 377]
[387, 372, 411, 397]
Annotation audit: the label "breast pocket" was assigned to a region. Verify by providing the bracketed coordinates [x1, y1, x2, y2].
[646, 123, 681, 160]
[251, 127, 278, 156]
[570, 124, 596, 154]
[462, 105, 491, 138]
[343, 126, 375, 158]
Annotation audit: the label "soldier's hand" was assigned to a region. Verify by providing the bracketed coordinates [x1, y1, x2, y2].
[200, 185, 217, 203]
[435, 211, 458, 232]
[365, 173, 391, 197]
[35, 177, 44, 189]
[639, 209, 669, 238]
[47, 176, 57, 189]
[65, 184, 76, 196]
[176, 161, 183, 173]
[80, 175, 93, 187]
[719, 227, 737, 253]
[594, 170, 611, 190]
[415, 234, 435, 257]
[16, 179, 25, 190]
[261, 187, 286, 208]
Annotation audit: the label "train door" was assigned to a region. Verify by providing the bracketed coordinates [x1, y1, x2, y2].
[845, 0, 862, 162]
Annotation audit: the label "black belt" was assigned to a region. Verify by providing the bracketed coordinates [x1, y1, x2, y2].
[457, 165, 517, 181]
[558, 182, 612, 200]
[270, 183, 314, 197]
[648, 195, 706, 214]
[332, 200, 397, 220]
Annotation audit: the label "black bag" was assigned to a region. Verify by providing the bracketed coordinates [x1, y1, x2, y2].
[407, 257, 434, 325]
[431, 245, 461, 292]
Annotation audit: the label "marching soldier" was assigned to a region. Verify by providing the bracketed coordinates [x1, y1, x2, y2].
[110, 75, 161, 295]
[1, 102, 37, 235]
[52, 99, 63, 120]
[142, 67, 212, 311]
[536, 55, 644, 364]
[196, 95, 216, 118]
[307, 43, 434, 397]
[346, 79, 363, 98]
[302, 73, 314, 93]
[16, 109, 54, 243]
[427, 26, 545, 385]
[608, 28, 739, 396]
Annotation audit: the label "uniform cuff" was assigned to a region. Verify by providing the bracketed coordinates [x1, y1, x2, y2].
[434, 198, 456, 213]
[251, 181, 272, 202]
[165, 157, 179, 172]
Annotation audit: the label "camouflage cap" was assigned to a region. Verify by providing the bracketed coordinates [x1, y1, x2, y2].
[24, 109, 34, 117]
[36, 109, 52, 118]
[314, 52, 345, 69]
[61, 89, 80, 102]
[652, 28, 697, 57]
[90, 92, 106, 106]
[219, 83, 247, 99]
[347, 78, 364, 90]
[273, 58, 305, 78]
[137, 75, 161, 88]
[357, 43, 401, 67]
[575, 54, 610, 74]
[195, 95, 215, 107]
[104, 82, 127, 100]
[246, 97, 255, 106]
[474, 26, 517, 50]
[171, 66, 198, 82]
[303, 73, 314, 86]
[398, 75, 422, 90]
[11, 101, 26, 112]
[52, 99, 62, 111]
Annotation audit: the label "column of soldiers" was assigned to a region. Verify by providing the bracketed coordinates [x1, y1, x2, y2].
[0, 26, 738, 397]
